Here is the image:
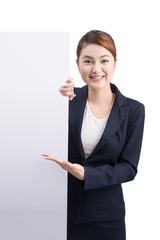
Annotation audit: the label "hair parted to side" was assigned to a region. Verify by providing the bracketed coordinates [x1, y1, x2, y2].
[76, 30, 117, 62]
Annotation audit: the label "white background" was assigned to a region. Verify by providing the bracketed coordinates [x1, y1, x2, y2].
[0, 0, 160, 239]
[0, 32, 69, 240]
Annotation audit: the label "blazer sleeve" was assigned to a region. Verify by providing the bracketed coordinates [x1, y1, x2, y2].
[82, 103, 145, 191]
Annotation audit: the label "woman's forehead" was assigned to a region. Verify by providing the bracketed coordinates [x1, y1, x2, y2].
[80, 44, 113, 58]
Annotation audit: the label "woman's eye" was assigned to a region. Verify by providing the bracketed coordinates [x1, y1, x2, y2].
[84, 60, 109, 64]
[84, 60, 92, 63]
[102, 59, 109, 63]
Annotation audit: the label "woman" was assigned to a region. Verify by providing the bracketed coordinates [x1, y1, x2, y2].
[42, 30, 145, 240]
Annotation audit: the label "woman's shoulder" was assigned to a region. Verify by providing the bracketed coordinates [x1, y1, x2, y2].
[111, 83, 145, 121]
[126, 96, 144, 110]
[112, 83, 145, 110]
[126, 97, 145, 122]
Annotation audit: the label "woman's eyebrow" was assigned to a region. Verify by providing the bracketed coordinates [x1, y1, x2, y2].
[82, 54, 111, 59]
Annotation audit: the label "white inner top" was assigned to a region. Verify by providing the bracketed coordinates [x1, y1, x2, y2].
[81, 100, 111, 158]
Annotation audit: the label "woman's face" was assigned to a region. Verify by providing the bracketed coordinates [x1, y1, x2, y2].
[76, 44, 117, 90]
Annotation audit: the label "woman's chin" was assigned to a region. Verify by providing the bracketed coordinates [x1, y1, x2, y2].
[88, 80, 110, 90]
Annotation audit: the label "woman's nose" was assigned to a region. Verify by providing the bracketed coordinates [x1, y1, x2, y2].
[91, 62, 102, 74]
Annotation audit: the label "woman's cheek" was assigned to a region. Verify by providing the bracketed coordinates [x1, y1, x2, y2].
[80, 73, 88, 83]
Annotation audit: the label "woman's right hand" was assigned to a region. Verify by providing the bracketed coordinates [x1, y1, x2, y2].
[59, 77, 76, 101]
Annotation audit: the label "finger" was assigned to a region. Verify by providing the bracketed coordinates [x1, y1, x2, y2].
[62, 82, 75, 88]
[42, 153, 56, 159]
[69, 94, 76, 100]
[44, 157, 56, 161]
[65, 80, 75, 86]
[59, 87, 74, 93]
[59, 86, 74, 93]
[60, 91, 74, 97]
[41, 153, 50, 156]
[44, 157, 59, 163]
[44, 156, 63, 164]
[66, 77, 73, 82]
[61, 91, 74, 97]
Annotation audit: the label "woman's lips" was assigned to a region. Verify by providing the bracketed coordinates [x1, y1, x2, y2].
[90, 76, 104, 82]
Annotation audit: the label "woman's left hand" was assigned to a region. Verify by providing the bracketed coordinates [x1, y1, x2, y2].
[41, 153, 85, 181]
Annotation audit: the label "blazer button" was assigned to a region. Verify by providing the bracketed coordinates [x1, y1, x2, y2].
[83, 161, 87, 166]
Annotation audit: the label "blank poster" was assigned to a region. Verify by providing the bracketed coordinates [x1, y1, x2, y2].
[0, 32, 69, 240]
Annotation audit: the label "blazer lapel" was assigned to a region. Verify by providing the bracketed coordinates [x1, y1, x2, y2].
[69, 83, 128, 161]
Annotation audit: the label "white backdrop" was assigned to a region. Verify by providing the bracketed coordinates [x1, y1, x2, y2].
[0, 0, 160, 239]
[0, 32, 69, 240]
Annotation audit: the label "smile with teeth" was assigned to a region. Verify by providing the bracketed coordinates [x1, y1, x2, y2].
[90, 75, 104, 81]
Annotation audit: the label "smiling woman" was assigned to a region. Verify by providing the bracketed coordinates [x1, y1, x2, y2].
[42, 30, 145, 240]
[76, 44, 116, 96]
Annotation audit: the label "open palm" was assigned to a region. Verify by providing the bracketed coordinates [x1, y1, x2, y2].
[41, 153, 85, 180]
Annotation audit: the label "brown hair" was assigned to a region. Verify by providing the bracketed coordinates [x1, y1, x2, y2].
[76, 30, 117, 62]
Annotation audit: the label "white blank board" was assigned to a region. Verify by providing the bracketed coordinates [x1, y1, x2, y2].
[0, 32, 69, 240]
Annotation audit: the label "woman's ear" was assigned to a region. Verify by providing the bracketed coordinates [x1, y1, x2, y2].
[114, 57, 118, 69]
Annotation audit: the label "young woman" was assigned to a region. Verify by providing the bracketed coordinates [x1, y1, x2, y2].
[42, 30, 145, 240]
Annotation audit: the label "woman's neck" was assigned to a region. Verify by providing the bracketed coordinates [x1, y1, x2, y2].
[88, 83, 114, 106]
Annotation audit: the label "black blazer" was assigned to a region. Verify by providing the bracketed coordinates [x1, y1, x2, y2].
[67, 83, 145, 224]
